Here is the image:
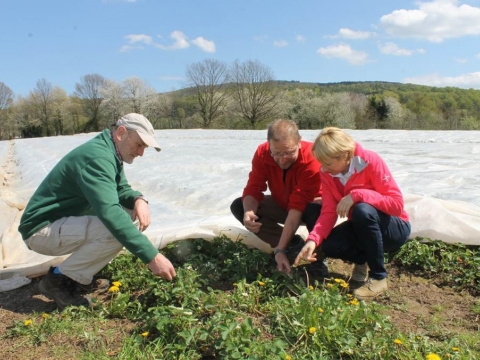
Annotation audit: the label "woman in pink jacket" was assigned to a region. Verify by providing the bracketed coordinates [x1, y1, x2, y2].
[294, 127, 411, 300]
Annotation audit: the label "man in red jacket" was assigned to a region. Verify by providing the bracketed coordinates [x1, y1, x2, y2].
[230, 119, 326, 276]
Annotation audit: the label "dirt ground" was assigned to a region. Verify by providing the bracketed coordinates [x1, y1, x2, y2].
[0, 258, 478, 359]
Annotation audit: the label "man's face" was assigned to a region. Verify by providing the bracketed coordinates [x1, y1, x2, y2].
[117, 128, 148, 164]
[269, 140, 300, 170]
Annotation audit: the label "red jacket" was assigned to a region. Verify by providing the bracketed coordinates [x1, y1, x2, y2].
[242, 140, 322, 212]
[308, 142, 409, 246]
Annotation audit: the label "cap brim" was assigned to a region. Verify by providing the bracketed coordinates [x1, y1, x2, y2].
[137, 132, 161, 152]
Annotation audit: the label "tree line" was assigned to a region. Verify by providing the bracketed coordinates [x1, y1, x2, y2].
[1, 59, 480, 140]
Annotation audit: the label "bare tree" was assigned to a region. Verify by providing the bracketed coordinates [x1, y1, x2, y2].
[0, 82, 14, 139]
[31, 78, 54, 136]
[74, 73, 107, 132]
[228, 59, 278, 128]
[101, 79, 127, 126]
[122, 77, 157, 115]
[186, 59, 229, 128]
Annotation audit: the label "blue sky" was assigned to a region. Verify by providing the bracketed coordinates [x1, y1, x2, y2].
[2, 0, 480, 97]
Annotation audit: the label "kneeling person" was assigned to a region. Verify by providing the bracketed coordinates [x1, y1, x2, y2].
[19, 113, 176, 310]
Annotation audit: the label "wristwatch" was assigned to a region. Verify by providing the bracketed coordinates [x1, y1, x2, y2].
[273, 248, 286, 256]
[136, 195, 149, 204]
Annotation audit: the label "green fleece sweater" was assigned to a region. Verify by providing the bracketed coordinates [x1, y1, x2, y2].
[18, 129, 159, 264]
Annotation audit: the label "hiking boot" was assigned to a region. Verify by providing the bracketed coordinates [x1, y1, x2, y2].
[351, 263, 368, 282]
[38, 267, 91, 311]
[74, 278, 110, 294]
[353, 278, 387, 300]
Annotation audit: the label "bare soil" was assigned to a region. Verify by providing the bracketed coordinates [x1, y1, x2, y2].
[0, 259, 478, 359]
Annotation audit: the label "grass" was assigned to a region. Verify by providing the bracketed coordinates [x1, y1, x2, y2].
[2, 236, 479, 359]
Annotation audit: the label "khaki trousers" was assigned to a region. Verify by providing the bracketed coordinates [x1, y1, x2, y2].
[25, 215, 125, 285]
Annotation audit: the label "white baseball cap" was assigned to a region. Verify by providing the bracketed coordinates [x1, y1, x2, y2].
[116, 113, 161, 152]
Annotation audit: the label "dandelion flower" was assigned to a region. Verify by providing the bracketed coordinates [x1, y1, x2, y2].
[394, 339, 403, 345]
[112, 281, 122, 287]
[326, 283, 333, 289]
[285, 355, 292, 360]
[340, 282, 348, 288]
[349, 299, 359, 306]
[334, 278, 342, 283]
[141, 331, 149, 337]
[308, 327, 316, 334]
[108, 285, 120, 293]
[308, 285, 314, 290]
[318, 307, 324, 313]
[451, 347, 459, 352]
[233, 282, 238, 287]
[24, 319, 32, 326]
[425, 353, 441, 360]
[41, 313, 50, 319]
[258, 281, 265, 286]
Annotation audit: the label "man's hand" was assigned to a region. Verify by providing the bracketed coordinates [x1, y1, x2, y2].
[132, 198, 151, 231]
[294, 240, 317, 266]
[243, 210, 262, 233]
[148, 253, 176, 281]
[275, 252, 291, 274]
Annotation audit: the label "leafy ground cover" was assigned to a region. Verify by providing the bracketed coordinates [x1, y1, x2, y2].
[0, 236, 479, 359]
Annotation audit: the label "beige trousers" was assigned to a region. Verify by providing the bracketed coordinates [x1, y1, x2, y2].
[25, 215, 125, 285]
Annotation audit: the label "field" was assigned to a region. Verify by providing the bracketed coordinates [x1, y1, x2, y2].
[0, 236, 479, 360]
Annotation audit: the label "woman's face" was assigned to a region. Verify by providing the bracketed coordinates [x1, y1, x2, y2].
[321, 153, 350, 175]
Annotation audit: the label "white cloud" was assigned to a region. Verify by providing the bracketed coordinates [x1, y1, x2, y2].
[455, 58, 468, 63]
[334, 28, 372, 39]
[404, 71, 480, 88]
[378, 42, 425, 56]
[476, 53, 480, 59]
[316, 43, 370, 65]
[122, 31, 215, 53]
[191, 37, 216, 53]
[296, 35, 306, 43]
[380, 0, 480, 42]
[253, 35, 268, 42]
[273, 39, 288, 47]
[125, 34, 153, 45]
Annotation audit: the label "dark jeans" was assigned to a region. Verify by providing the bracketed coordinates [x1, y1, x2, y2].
[230, 196, 321, 247]
[321, 202, 411, 280]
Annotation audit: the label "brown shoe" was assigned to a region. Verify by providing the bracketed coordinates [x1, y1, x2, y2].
[351, 263, 368, 282]
[38, 267, 91, 311]
[353, 278, 387, 300]
[74, 278, 110, 294]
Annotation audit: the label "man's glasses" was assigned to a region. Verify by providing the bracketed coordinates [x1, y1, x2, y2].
[270, 146, 298, 158]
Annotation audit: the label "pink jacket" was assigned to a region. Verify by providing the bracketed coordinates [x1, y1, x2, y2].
[308, 142, 409, 246]
[242, 141, 322, 212]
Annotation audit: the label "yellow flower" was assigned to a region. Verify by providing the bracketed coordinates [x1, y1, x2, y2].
[451, 347, 459, 352]
[347, 294, 353, 298]
[108, 285, 120, 293]
[308, 285, 314, 290]
[340, 282, 348, 288]
[318, 307, 324, 313]
[326, 283, 333, 288]
[394, 339, 403, 345]
[425, 354, 441, 360]
[334, 278, 342, 283]
[258, 281, 265, 286]
[41, 313, 50, 319]
[24, 319, 32, 326]
[112, 281, 122, 287]
[285, 355, 292, 360]
[349, 298, 359, 306]
[232, 282, 238, 287]
[308, 327, 316, 334]
[141, 331, 149, 337]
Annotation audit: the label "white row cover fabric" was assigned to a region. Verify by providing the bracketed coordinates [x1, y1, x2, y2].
[1, 129, 479, 289]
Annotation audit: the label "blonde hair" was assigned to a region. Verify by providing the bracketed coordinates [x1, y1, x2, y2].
[312, 127, 355, 163]
[267, 119, 301, 143]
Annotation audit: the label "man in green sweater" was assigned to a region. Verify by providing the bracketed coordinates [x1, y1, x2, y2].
[19, 113, 176, 310]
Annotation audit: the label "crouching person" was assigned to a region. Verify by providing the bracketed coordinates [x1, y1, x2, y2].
[295, 127, 411, 300]
[18, 113, 176, 311]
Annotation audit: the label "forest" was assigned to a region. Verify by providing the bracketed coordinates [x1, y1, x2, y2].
[1, 58, 480, 140]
